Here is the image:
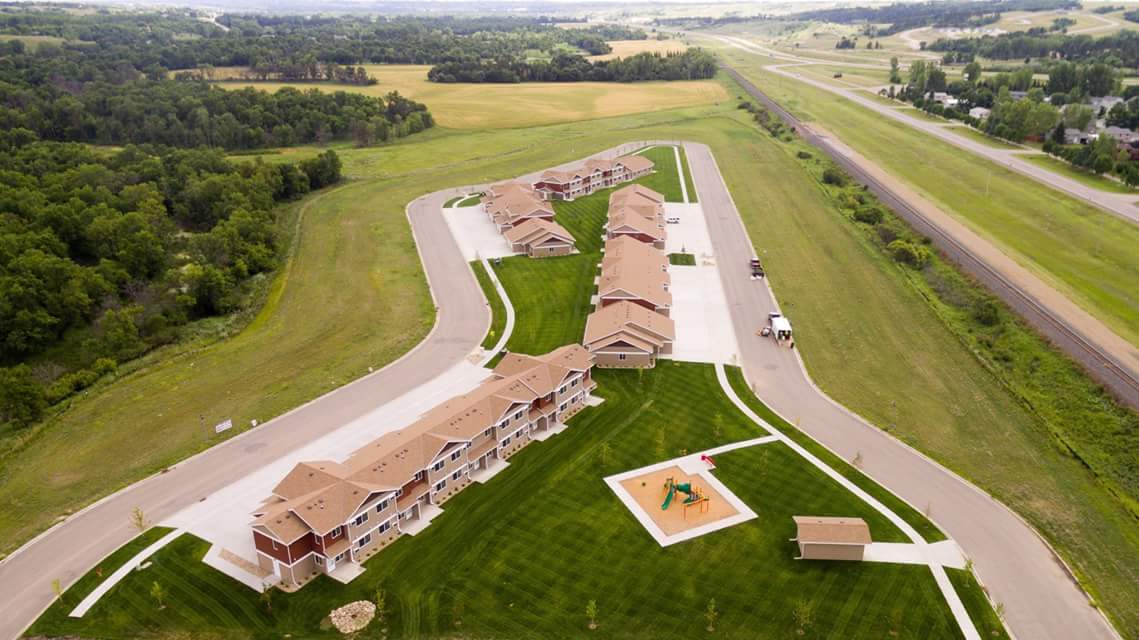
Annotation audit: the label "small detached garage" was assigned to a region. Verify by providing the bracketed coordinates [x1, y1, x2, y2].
[791, 516, 872, 561]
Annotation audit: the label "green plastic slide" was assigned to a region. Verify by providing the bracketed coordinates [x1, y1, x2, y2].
[661, 484, 676, 510]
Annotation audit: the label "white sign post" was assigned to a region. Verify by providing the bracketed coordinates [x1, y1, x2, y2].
[214, 418, 233, 434]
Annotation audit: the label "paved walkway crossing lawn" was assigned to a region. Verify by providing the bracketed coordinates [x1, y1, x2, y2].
[29, 363, 970, 639]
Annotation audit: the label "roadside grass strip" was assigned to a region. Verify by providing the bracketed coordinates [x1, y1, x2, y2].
[470, 260, 508, 351]
[69, 529, 186, 617]
[632, 145, 695, 202]
[28, 363, 970, 639]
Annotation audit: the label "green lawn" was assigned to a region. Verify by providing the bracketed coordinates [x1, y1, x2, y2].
[947, 569, 1011, 640]
[30, 364, 968, 639]
[668, 252, 697, 265]
[470, 261, 507, 350]
[724, 367, 946, 544]
[718, 49, 1139, 350]
[1022, 154, 1137, 194]
[456, 193, 482, 207]
[633, 145, 698, 202]
[944, 126, 1024, 151]
[443, 195, 463, 207]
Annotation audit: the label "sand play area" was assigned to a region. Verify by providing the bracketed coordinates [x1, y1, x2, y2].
[618, 466, 740, 536]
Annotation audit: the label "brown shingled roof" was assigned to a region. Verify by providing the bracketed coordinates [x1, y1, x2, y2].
[792, 516, 872, 545]
[503, 219, 575, 248]
[584, 301, 675, 349]
[616, 154, 654, 174]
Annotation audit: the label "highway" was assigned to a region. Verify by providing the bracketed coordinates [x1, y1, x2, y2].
[685, 140, 1119, 640]
[717, 62, 1139, 411]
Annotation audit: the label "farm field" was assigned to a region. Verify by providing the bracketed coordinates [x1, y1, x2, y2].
[716, 46, 1139, 351]
[0, 34, 72, 48]
[29, 361, 975, 640]
[211, 64, 728, 129]
[589, 38, 689, 60]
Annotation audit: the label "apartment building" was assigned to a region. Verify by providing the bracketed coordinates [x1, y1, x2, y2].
[503, 218, 576, 258]
[532, 155, 655, 201]
[583, 300, 676, 367]
[251, 344, 596, 589]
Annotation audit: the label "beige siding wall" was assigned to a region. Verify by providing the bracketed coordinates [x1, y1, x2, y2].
[799, 542, 865, 561]
[352, 517, 401, 564]
[346, 494, 397, 541]
[530, 244, 572, 258]
[594, 352, 654, 368]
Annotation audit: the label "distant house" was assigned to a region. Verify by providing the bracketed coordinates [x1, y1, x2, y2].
[532, 155, 654, 201]
[1090, 96, 1125, 115]
[503, 218, 576, 258]
[930, 92, 959, 108]
[791, 516, 872, 561]
[968, 106, 991, 121]
[1064, 128, 1094, 145]
[1102, 125, 1139, 144]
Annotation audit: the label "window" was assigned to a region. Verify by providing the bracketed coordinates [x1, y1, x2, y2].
[434, 480, 447, 492]
[353, 512, 368, 527]
[483, 427, 494, 438]
[376, 500, 389, 513]
[394, 488, 403, 498]
[450, 449, 463, 461]
[503, 436, 512, 447]
[379, 521, 391, 534]
[618, 354, 627, 361]
[432, 460, 445, 472]
[558, 385, 567, 395]
[330, 526, 342, 538]
[415, 470, 426, 482]
[514, 410, 524, 421]
[572, 378, 579, 387]
[452, 470, 462, 481]
[559, 402, 568, 412]
[357, 533, 372, 549]
[314, 555, 324, 566]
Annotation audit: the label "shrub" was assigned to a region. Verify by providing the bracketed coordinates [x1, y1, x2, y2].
[853, 205, 884, 224]
[822, 167, 849, 187]
[887, 239, 931, 268]
[797, 150, 812, 159]
[972, 298, 1001, 326]
[0, 364, 47, 426]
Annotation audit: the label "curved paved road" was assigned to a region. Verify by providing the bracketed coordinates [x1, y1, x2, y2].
[685, 141, 1119, 640]
[0, 188, 487, 640]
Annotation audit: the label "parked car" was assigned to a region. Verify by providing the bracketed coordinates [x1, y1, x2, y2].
[749, 258, 765, 279]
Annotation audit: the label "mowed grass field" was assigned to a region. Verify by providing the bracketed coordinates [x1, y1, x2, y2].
[211, 64, 728, 129]
[717, 46, 1139, 350]
[30, 363, 972, 640]
[1023, 153, 1138, 194]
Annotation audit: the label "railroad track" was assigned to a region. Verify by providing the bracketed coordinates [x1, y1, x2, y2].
[720, 64, 1139, 409]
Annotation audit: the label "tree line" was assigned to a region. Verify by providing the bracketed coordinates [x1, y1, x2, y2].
[0, 41, 433, 150]
[0, 132, 344, 426]
[930, 28, 1139, 68]
[179, 61, 377, 86]
[787, 0, 1076, 36]
[427, 49, 717, 84]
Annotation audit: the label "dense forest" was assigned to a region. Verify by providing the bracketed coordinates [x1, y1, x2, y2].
[788, 0, 1077, 36]
[427, 49, 717, 83]
[930, 29, 1139, 67]
[0, 132, 343, 425]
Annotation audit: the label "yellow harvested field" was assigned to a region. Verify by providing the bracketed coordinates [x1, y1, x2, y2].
[213, 64, 727, 129]
[589, 39, 690, 61]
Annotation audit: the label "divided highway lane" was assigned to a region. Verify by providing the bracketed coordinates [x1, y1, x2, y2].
[0, 189, 488, 640]
[685, 140, 1119, 640]
[718, 64, 1139, 411]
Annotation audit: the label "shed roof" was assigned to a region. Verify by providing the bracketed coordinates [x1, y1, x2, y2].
[793, 516, 871, 545]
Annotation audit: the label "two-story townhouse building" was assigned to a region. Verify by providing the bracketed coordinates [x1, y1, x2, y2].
[250, 344, 596, 590]
[532, 155, 656, 201]
[583, 300, 676, 368]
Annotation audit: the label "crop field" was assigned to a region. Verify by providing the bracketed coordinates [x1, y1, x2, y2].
[589, 38, 689, 61]
[211, 64, 728, 129]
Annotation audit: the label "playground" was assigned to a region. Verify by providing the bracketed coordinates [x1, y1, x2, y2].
[618, 466, 739, 536]
[606, 439, 767, 546]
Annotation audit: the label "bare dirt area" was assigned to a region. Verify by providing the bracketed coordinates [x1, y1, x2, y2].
[619, 466, 738, 535]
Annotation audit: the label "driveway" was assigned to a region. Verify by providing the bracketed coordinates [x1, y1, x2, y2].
[685, 140, 1118, 640]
